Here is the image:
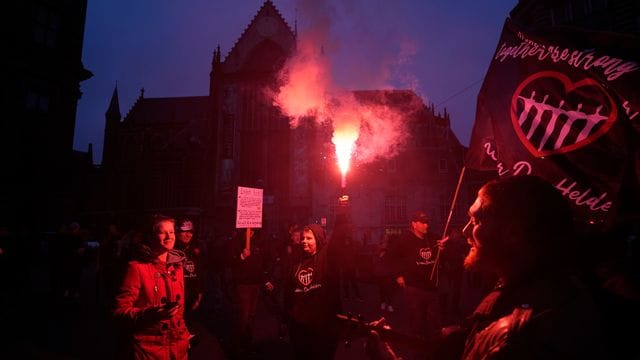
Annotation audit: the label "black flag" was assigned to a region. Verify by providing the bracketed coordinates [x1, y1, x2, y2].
[466, 19, 640, 229]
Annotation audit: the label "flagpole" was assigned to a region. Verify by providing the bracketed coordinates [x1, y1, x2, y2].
[430, 165, 467, 284]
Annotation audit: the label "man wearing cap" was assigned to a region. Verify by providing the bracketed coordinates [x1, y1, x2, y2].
[388, 211, 447, 339]
[175, 219, 206, 335]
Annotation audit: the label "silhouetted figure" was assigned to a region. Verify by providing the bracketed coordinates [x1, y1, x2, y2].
[174, 219, 206, 336]
[375, 234, 398, 313]
[98, 223, 126, 307]
[53, 222, 87, 301]
[227, 228, 274, 358]
[438, 229, 467, 325]
[339, 228, 362, 302]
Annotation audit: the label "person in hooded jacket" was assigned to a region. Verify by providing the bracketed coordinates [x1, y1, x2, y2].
[113, 214, 191, 360]
[283, 209, 347, 359]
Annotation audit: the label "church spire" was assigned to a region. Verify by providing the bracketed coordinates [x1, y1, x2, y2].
[103, 83, 121, 166]
[106, 83, 121, 120]
[210, 45, 222, 96]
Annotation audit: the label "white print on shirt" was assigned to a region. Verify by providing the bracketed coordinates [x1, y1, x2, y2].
[295, 267, 322, 293]
[297, 267, 314, 287]
[416, 247, 435, 266]
[184, 260, 196, 278]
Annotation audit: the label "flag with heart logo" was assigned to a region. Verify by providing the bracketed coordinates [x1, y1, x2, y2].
[466, 18, 640, 229]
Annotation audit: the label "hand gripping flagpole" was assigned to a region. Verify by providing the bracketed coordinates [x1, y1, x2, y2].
[430, 166, 467, 285]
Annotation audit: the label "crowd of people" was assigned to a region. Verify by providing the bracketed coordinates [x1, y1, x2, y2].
[0, 175, 638, 359]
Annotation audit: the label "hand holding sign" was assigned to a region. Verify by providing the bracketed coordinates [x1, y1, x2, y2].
[236, 186, 263, 229]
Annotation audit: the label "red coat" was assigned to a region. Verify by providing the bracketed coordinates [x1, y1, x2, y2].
[114, 252, 190, 359]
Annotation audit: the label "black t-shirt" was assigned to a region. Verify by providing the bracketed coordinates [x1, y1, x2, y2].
[175, 240, 206, 302]
[389, 230, 439, 290]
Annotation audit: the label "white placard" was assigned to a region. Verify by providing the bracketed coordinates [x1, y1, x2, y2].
[236, 186, 263, 228]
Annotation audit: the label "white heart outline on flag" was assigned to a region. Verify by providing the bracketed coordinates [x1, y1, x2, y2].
[510, 70, 617, 157]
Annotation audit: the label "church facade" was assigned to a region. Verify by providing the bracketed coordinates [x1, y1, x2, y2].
[98, 1, 472, 243]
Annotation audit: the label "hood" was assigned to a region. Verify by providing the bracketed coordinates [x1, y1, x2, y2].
[132, 242, 186, 264]
[305, 224, 326, 251]
[166, 248, 186, 264]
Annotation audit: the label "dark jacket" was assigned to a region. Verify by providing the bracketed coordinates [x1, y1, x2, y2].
[284, 223, 341, 329]
[228, 232, 273, 285]
[389, 230, 440, 290]
[175, 239, 206, 304]
[461, 272, 606, 359]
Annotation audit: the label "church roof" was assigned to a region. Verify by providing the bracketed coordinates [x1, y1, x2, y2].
[352, 89, 463, 149]
[123, 96, 210, 126]
[352, 89, 424, 111]
[222, 0, 295, 74]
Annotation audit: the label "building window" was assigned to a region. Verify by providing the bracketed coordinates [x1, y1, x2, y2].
[151, 169, 162, 208]
[222, 115, 235, 158]
[564, 1, 574, 22]
[384, 195, 406, 224]
[572, 0, 585, 18]
[25, 90, 50, 112]
[32, 4, 59, 48]
[439, 158, 448, 173]
[440, 193, 449, 221]
[550, 4, 566, 25]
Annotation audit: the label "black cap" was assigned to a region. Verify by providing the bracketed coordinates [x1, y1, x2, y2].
[411, 211, 428, 223]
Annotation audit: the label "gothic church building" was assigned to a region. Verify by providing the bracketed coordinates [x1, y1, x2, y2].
[99, 1, 469, 242]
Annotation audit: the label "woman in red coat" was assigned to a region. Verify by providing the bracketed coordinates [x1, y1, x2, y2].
[114, 214, 191, 359]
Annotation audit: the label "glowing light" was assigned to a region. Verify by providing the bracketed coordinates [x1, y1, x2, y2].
[272, 31, 414, 192]
[332, 121, 359, 189]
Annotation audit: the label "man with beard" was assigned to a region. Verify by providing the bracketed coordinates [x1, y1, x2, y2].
[369, 175, 606, 359]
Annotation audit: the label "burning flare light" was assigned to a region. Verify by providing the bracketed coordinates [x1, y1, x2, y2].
[273, 22, 413, 192]
[332, 120, 359, 189]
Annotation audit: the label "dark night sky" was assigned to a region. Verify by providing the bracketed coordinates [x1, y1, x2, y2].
[74, 0, 517, 163]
